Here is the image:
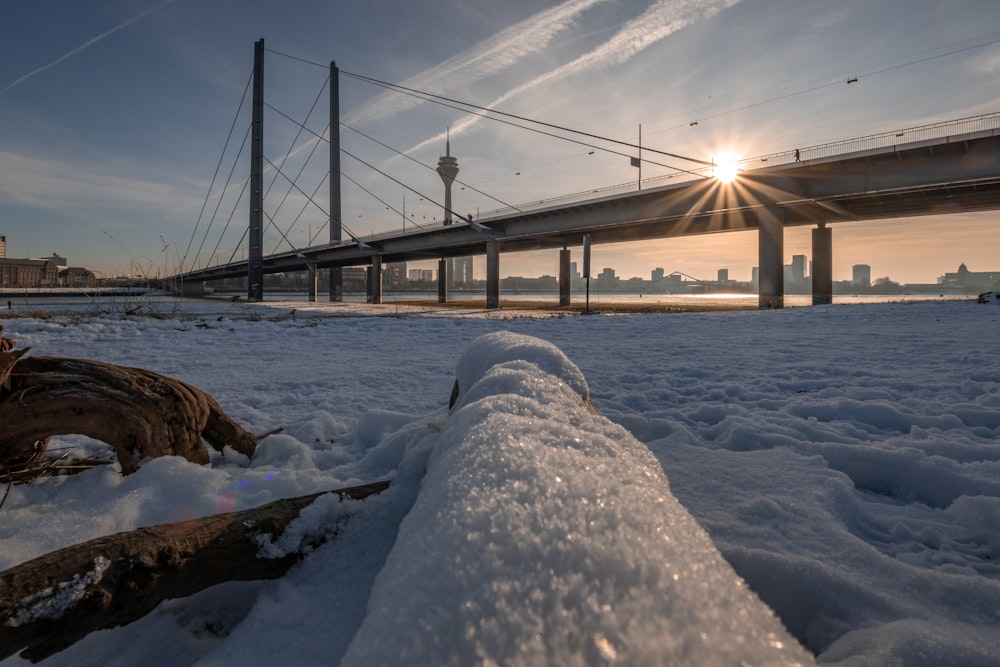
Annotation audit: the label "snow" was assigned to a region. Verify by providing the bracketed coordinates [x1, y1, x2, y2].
[1, 298, 999, 665]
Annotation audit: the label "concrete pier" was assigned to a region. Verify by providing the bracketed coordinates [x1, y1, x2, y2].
[438, 258, 448, 303]
[368, 256, 382, 304]
[757, 207, 785, 308]
[812, 224, 833, 305]
[307, 262, 318, 302]
[559, 248, 571, 306]
[486, 241, 500, 309]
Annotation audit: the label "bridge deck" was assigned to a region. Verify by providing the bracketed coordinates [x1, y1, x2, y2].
[172, 125, 1000, 286]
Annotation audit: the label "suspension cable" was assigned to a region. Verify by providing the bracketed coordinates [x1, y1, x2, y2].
[181, 68, 253, 272]
[270, 170, 331, 254]
[340, 171, 425, 231]
[193, 121, 252, 269]
[206, 174, 250, 269]
[262, 156, 365, 242]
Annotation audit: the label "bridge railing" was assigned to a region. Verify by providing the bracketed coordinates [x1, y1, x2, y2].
[480, 112, 1000, 220]
[736, 111, 1000, 172]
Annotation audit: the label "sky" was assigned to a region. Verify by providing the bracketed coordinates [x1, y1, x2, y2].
[1, 0, 999, 284]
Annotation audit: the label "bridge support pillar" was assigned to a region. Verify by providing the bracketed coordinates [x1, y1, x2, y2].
[329, 267, 342, 302]
[486, 241, 500, 310]
[757, 207, 785, 308]
[812, 224, 833, 305]
[438, 258, 448, 303]
[307, 263, 318, 302]
[368, 256, 382, 304]
[559, 247, 571, 307]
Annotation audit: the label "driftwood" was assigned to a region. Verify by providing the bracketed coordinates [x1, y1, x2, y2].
[0, 480, 390, 662]
[0, 327, 259, 477]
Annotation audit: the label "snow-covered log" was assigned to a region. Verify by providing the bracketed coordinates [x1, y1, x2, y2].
[0, 328, 258, 477]
[0, 480, 389, 663]
[342, 331, 816, 666]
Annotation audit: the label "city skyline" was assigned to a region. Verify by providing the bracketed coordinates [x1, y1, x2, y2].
[2, 1, 999, 284]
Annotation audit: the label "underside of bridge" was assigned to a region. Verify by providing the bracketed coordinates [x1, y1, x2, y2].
[172, 126, 1000, 310]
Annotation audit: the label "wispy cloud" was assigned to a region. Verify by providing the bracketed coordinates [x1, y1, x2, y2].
[0, 0, 177, 96]
[345, 0, 613, 124]
[406, 0, 743, 155]
[0, 149, 200, 215]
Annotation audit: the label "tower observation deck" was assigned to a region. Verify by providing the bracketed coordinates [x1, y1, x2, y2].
[437, 136, 459, 225]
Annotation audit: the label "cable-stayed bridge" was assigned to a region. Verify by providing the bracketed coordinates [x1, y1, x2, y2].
[169, 41, 1000, 308]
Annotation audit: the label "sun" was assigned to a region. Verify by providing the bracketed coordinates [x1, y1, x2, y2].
[713, 152, 740, 184]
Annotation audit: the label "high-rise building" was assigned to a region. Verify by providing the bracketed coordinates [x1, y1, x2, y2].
[718, 268, 729, 282]
[790, 255, 806, 280]
[0, 235, 5, 259]
[852, 264, 871, 286]
[651, 267, 665, 282]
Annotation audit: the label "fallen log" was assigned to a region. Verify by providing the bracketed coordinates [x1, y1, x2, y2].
[0, 327, 259, 476]
[0, 480, 390, 663]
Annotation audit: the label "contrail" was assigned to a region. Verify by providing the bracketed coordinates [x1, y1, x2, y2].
[404, 0, 743, 155]
[0, 0, 177, 97]
[345, 0, 613, 125]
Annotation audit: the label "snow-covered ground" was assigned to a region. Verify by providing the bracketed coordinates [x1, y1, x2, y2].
[1, 298, 998, 666]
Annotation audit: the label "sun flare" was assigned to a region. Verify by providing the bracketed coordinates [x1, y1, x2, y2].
[714, 152, 740, 184]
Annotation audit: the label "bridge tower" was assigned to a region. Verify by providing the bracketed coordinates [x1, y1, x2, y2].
[248, 38, 265, 302]
[328, 60, 343, 302]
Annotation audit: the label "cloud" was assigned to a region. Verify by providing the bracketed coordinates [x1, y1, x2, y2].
[344, 0, 613, 124]
[0, 0, 177, 96]
[403, 0, 743, 155]
[0, 149, 201, 215]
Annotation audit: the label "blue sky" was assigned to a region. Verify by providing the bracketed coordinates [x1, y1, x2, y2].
[2, 0, 999, 283]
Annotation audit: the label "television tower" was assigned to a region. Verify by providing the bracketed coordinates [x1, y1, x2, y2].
[437, 129, 459, 225]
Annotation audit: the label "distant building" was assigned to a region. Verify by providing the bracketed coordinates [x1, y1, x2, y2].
[651, 267, 665, 282]
[789, 255, 806, 281]
[409, 268, 435, 283]
[852, 264, 871, 287]
[940, 263, 1000, 292]
[0, 257, 61, 287]
[717, 268, 729, 283]
[60, 267, 96, 286]
[595, 267, 618, 289]
[0, 235, 5, 259]
[343, 267, 367, 291]
[33, 252, 67, 268]
[382, 262, 408, 289]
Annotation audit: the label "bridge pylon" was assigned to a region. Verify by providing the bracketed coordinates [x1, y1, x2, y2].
[248, 38, 265, 302]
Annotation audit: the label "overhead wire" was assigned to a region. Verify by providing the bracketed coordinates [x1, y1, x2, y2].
[340, 70, 708, 175]
[645, 29, 1000, 138]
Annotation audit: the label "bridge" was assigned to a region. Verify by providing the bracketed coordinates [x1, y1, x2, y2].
[170, 41, 1000, 308]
